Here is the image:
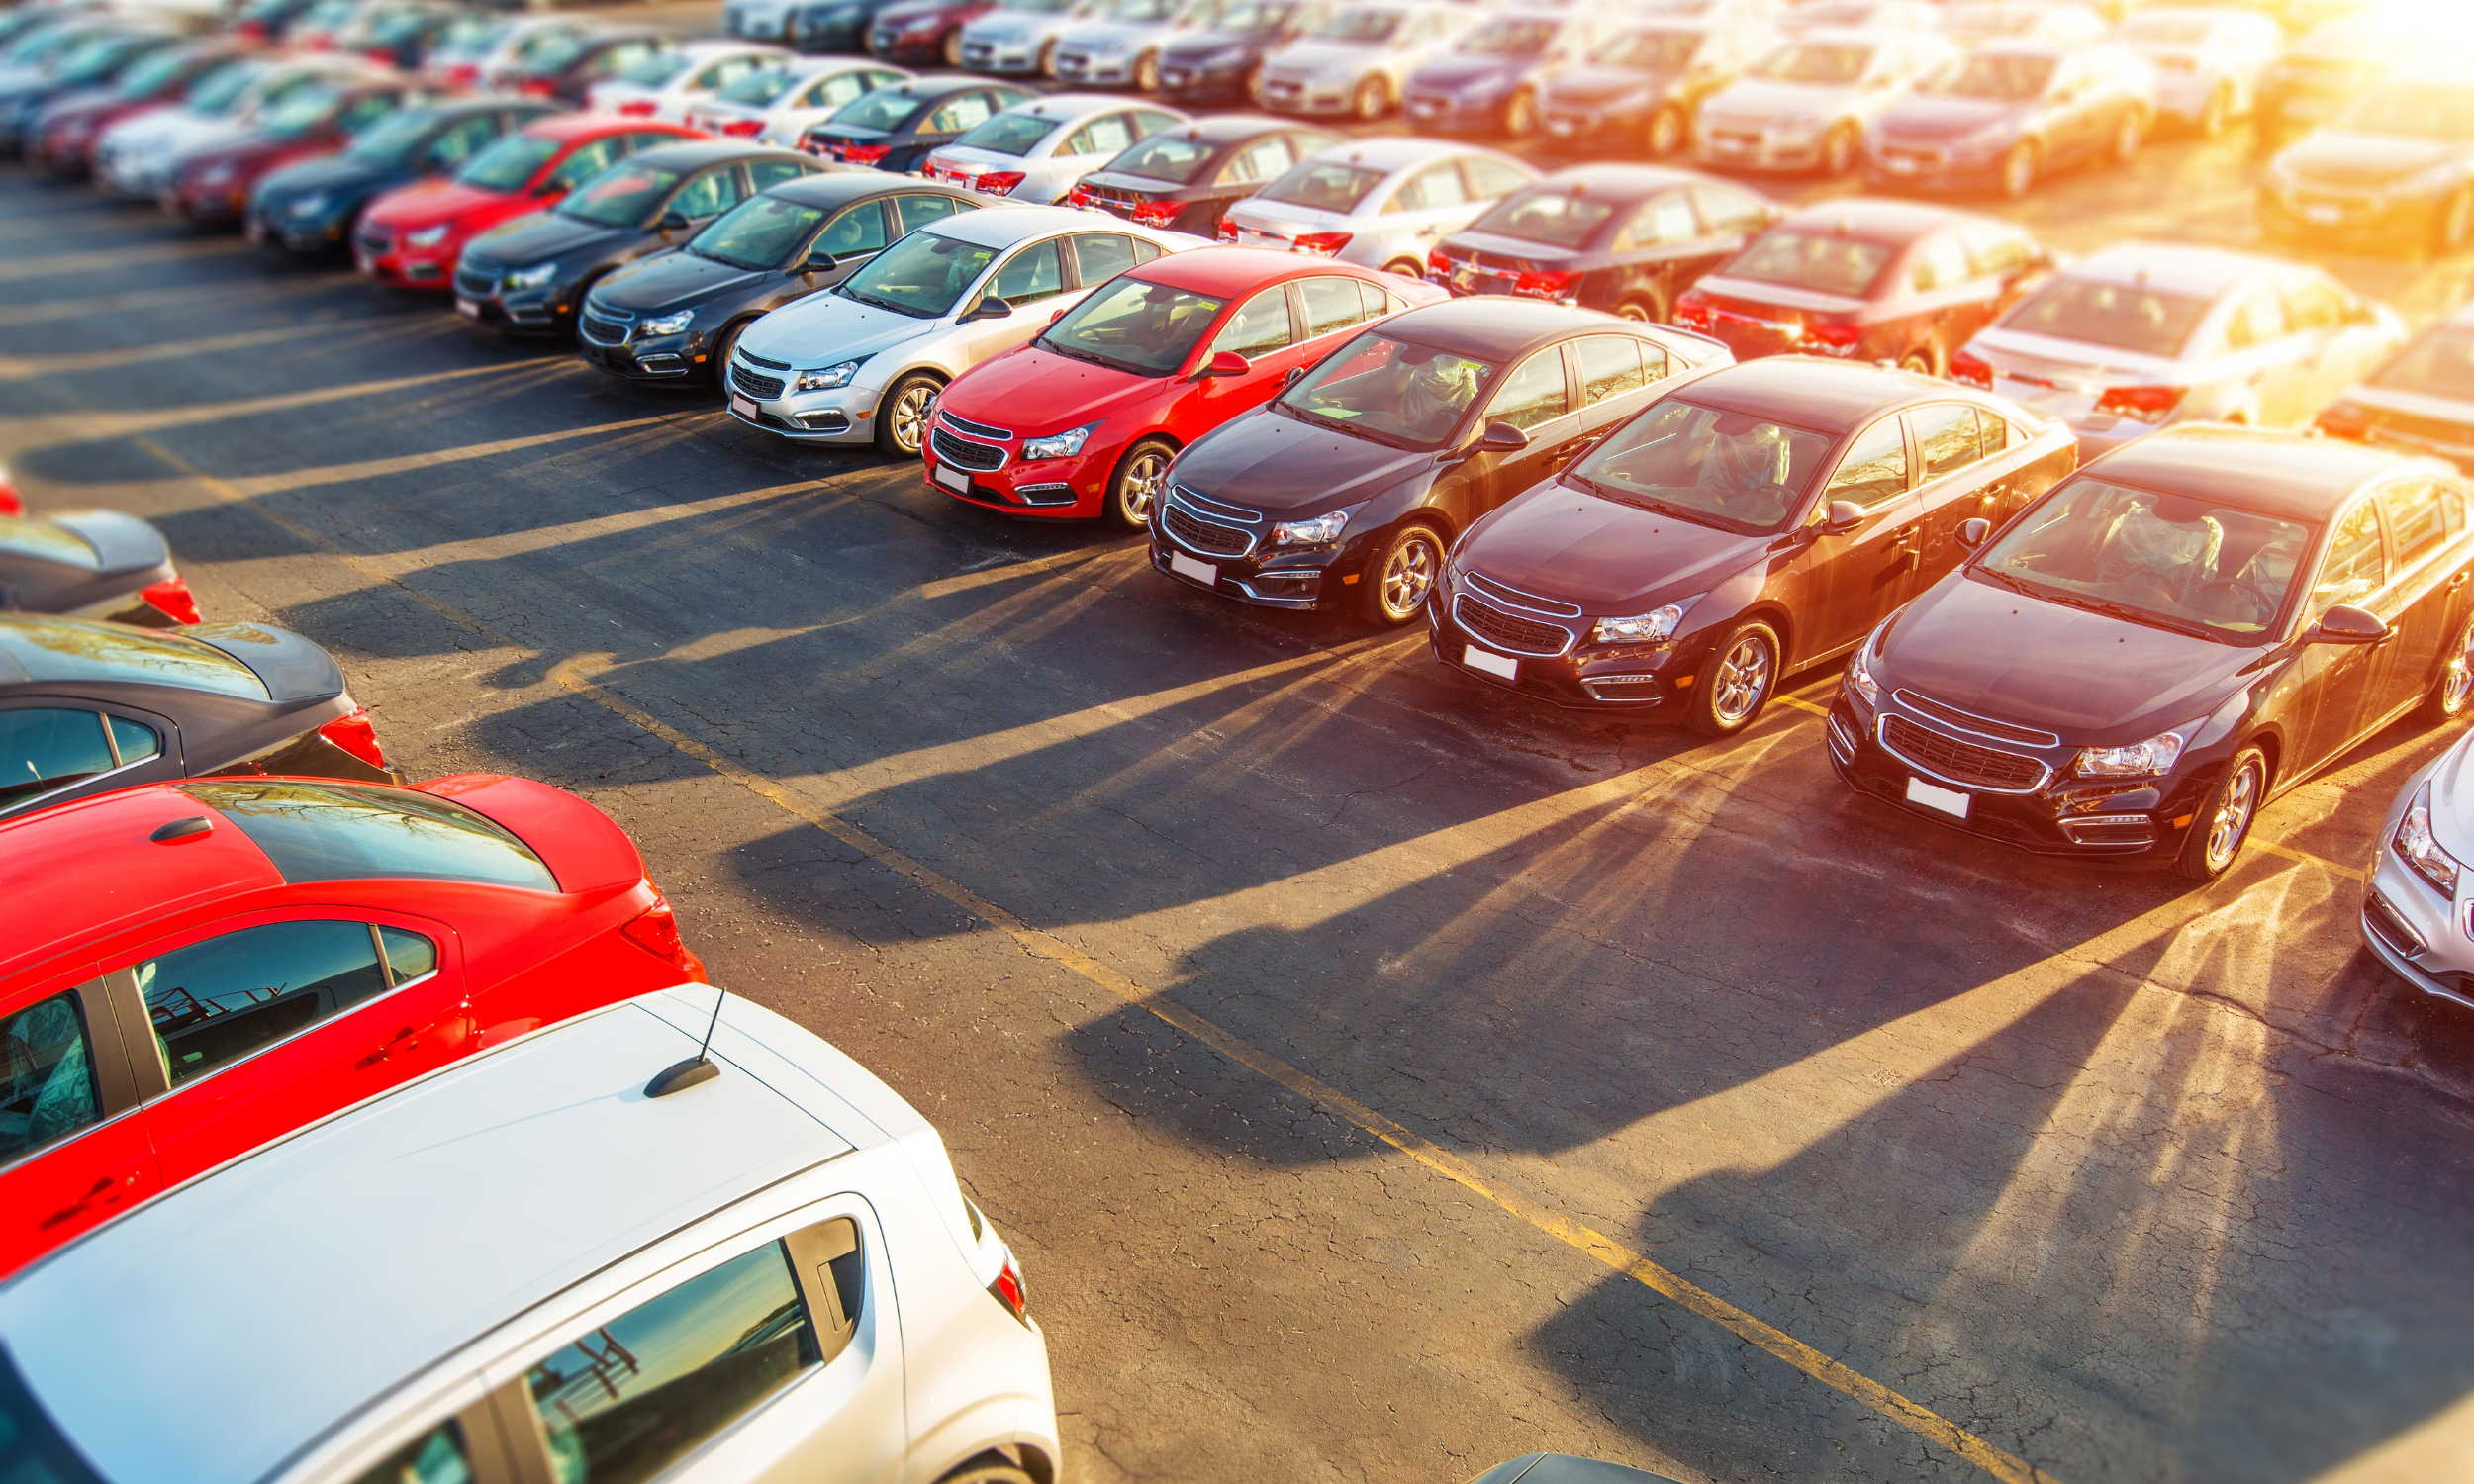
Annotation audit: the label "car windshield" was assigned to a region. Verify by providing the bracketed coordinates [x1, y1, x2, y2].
[838, 227, 998, 316]
[1107, 0, 1182, 20]
[558, 161, 681, 226]
[345, 109, 442, 165]
[523, 30, 593, 70]
[1213, 0, 1289, 31]
[113, 46, 194, 99]
[186, 58, 262, 112]
[693, 194, 828, 268]
[1000, 0, 1076, 12]
[1750, 41, 1871, 83]
[831, 87, 921, 130]
[1455, 17, 1555, 54]
[1975, 475, 2311, 641]
[1919, 52, 2052, 98]
[1315, 8, 1402, 43]
[432, 15, 510, 55]
[183, 781, 561, 889]
[457, 131, 558, 189]
[2372, 324, 2474, 400]
[618, 51, 692, 87]
[1726, 230, 1893, 297]
[0, 617, 269, 699]
[1041, 276, 1226, 374]
[2336, 82, 2474, 141]
[954, 110, 1056, 156]
[1280, 330, 1497, 449]
[1106, 130, 1214, 183]
[2119, 14, 2211, 44]
[256, 83, 344, 139]
[369, 9, 436, 44]
[1600, 27, 1700, 69]
[1567, 397, 1832, 532]
[2002, 276, 2210, 357]
[52, 37, 137, 85]
[1942, 5, 2039, 41]
[1468, 188, 1614, 249]
[1257, 159, 1382, 212]
[720, 66, 802, 105]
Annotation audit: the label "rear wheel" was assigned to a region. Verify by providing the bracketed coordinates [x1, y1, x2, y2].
[2419, 612, 2474, 725]
[933, 1454, 1036, 1484]
[1687, 620, 1777, 737]
[1998, 141, 2038, 200]
[1351, 73, 1389, 121]
[1363, 520, 1445, 626]
[1502, 88, 1538, 139]
[1646, 104, 1684, 158]
[2174, 744, 2265, 882]
[875, 371, 940, 458]
[1382, 256, 1425, 279]
[1106, 436, 1175, 530]
[1898, 343, 1940, 377]
[1614, 288, 1666, 324]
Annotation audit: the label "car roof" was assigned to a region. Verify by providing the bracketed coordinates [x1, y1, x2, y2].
[627, 139, 810, 171]
[1382, 298, 1648, 361]
[2060, 239, 2280, 297]
[524, 112, 693, 141]
[1525, 163, 1732, 205]
[2088, 424, 2426, 522]
[1143, 111, 1303, 145]
[926, 201, 1105, 245]
[1674, 356, 1960, 436]
[1301, 133, 1490, 175]
[886, 73, 1011, 99]
[1134, 244, 1361, 294]
[763, 169, 971, 209]
[993, 91, 1169, 125]
[0, 996, 879, 1484]
[1771, 195, 1991, 245]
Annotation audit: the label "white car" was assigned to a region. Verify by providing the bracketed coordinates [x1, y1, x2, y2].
[1690, 26, 1953, 175]
[1255, 1, 1475, 120]
[722, 0, 801, 42]
[1050, 0, 1215, 91]
[2111, 4, 2281, 137]
[1937, 0, 2105, 48]
[683, 56, 913, 145]
[1219, 135, 1536, 278]
[0, 986, 1059, 1484]
[959, 0, 1109, 78]
[728, 204, 1201, 455]
[1777, 0, 1933, 34]
[922, 93, 1187, 204]
[92, 56, 381, 201]
[586, 39, 792, 123]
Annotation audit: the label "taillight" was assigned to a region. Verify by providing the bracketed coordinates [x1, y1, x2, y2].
[318, 705, 387, 770]
[1127, 198, 1182, 228]
[720, 118, 763, 137]
[1512, 268, 1581, 301]
[2094, 384, 2186, 423]
[622, 892, 710, 981]
[520, 77, 556, 97]
[836, 142, 891, 166]
[1673, 289, 1713, 328]
[987, 1255, 1029, 1325]
[1800, 322, 1861, 354]
[1949, 346, 1994, 388]
[1066, 183, 1092, 208]
[138, 575, 201, 625]
[974, 170, 1027, 195]
[2316, 402, 2370, 441]
[1291, 231, 1351, 256]
[1427, 248, 1452, 276]
[617, 99, 658, 117]
[363, 47, 394, 63]
[448, 63, 478, 85]
[1215, 217, 1237, 241]
[0, 465, 20, 518]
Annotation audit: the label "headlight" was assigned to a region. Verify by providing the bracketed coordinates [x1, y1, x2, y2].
[2073, 723, 2193, 780]
[1021, 421, 1097, 460]
[1270, 502, 1363, 546]
[638, 309, 696, 335]
[288, 192, 329, 218]
[1846, 633, 1881, 708]
[795, 359, 861, 391]
[1589, 598, 1694, 645]
[2395, 782, 2462, 897]
[504, 261, 558, 290]
[404, 224, 448, 248]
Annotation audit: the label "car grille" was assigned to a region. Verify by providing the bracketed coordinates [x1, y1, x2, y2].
[730, 362, 786, 398]
[454, 265, 496, 298]
[1162, 490, 1258, 556]
[940, 410, 1012, 440]
[1464, 570, 1579, 617]
[579, 312, 630, 346]
[1452, 593, 1572, 657]
[1880, 715, 2046, 791]
[931, 426, 1005, 470]
[1891, 690, 2059, 747]
[355, 224, 392, 253]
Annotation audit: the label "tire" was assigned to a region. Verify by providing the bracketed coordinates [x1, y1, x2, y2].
[1245, 59, 1267, 107]
[1687, 620, 1778, 737]
[1036, 38, 1056, 77]
[1382, 256, 1425, 279]
[1502, 88, 1538, 139]
[2434, 188, 2474, 257]
[2174, 744, 2266, 882]
[941, 29, 964, 68]
[1997, 141, 2037, 201]
[2198, 83, 2232, 139]
[1646, 104, 1684, 158]
[1134, 49, 1160, 91]
[1614, 289, 1666, 324]
[2110, 107, 2146, 165]
[932, 1454, 1036, 1484]
[1898, 343, 1940, 377]
[1350, 73, 1389, 122]
[1361, 520, 1445, 626]
[875, 370, 940, 458]
[1819, 122, 1856, 178]
[1105, 436, 1174, 531]
[713, 320, 749, 391]
[2419, 611, 2474, 725]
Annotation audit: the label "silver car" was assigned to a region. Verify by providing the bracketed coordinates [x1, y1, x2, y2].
[1256, 0, 1475, 119]
[726, 204, 1202, 455]
[1691, 26, 1953, 175]
[1051, 0, 1216, 89]
[678, 56, 913, 146]
[2110, 5, 2282, 137]
[2367, 722, 2474, 1011]
[959, 0, 1109, 77]
[1219, 135, 1535, 277]
[921, 93, 1188, 203]
[94, 57, 378, 201]
[1958, 241, 2408, 460]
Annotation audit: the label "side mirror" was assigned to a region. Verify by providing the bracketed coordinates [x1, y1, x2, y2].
[1955, 516, 1990, 549]
[962, 295, 1013, 323]
[1475, 420, 1529, 454]
[657, 210, 691, 232]
[2306, 604, 2390, 645]
[802, 247, 838, 273]
[1824, 499, 1864, 532]
[1193, 349, 1250, 381]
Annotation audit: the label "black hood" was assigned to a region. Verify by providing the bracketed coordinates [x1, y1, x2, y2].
[1174, 407, 1435, 517]
[467, 211, 640, 269]
[1458, 484, 1763, 611]
[593, 247, 779, 314]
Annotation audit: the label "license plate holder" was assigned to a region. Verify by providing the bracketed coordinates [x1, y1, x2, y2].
[1462, 645, 1517, 682]
[730, 393, 759, 420]
[1170, 551, 1216, 587]
[933, 463, 970, 493]
[1906, 776, 1970, 818]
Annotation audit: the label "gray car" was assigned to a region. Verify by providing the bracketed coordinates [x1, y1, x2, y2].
[1050, 0, 1216, 90]
[958, 0, 1108, 77]
[2366, 721, 2474, 1012]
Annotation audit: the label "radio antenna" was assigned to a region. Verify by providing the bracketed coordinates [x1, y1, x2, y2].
[646, 985, 726, 1098]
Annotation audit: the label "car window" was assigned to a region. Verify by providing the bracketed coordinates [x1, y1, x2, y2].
[927, 92, 998, 134]
[0, 991, 99, 1166]
[2223, 283, 2287, 351]
[1459, 154, 1530, 200]
[1132, 109, 1181, 136]
[546, 139, 618, 191]
[379, 925, 439, 983]
[894, 192, 969, 232]
[1483, 347, 1569, 432]
[1356, 279, 1395, 319]
[1909, 233, 1973, 293]
[707, 53, 768, 89]
[1219, 134, 1296, 186]
[1283, 329, 1496, 449]
[814, 201, 889, 257]
[2383, 481, 2448, 567]
[692, 195, 827, 269]
[1575, 334, 1651, 406]
[1071, 232, 1139, 285]
[135, 920, 393, 1088]
[2308, 501, 2385, 619]
[1299, 275, 1366, 338]
[668, 166, 744, 221]
[621, 131, 685, 155]
[1043, 276, 1226, 374]
[1688, 183, 1769, 235]
[1387, 159, 1469, 213]
[181, 781, 561, 890]
[1065, 112, 1137, 157]
[1825, 417, 1909, 507]
[801, 70, 870, 109]
[420, 114, 500, 171]
[1621, 191, 1698, 250]
[334, 93, 400, 137]
[1958, 222, 2036, 278]
[749, 158, 811, 191]
[1910, 403, 1984, 481]
[346, 1421, 470, 1484]
[0, 618, 268, 699]
[1213, 284, 1295, 357]
[1257, 160, 1383, 213]
[990, 238, 1065, 305]
[0, 710, 119, 807]
[2282, 275, 2349, 334]
[1572, 397, 1829, 531]
[528, 1243, 821, 1484]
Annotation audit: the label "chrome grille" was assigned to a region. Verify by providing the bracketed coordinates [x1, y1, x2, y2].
[739, 348, 791, 371]
[1171, 485, 1261, 524]
[1464, 570, 1580, 617]
[940, 410, 1012, 441]
[578, 313, 630, 346]
[730, 362, 786, 399]
[1880, 716, 2046, 792]
[1891, 690, 2060, 748]
[1452, 594, 1572, 657]
[1164, 500, 1253, 557]
[931, 426, 1005, 471]
[453, 265, 495, 298]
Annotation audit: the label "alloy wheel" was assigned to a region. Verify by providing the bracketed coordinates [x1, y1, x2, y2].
[1136, 50, 1159, 91]
[1117, 447, 1168, 526]
[2200, 84, 2231, 139]
[1380, 531, 1439, 619]
[1504, 90, 1537, 138]
[1353, 75, 1387, 121]
[2443, 190, 2474, 255]
[2204, 759, 2260, 874]
[1821, 124, 1856, 177]
[889, 384, 934, 455]
[2000, 143, 2036, 200]
[2113, 110, 2144, 163]
[1710, 632, 1772, 727]
[1037, 39, 1056, 77]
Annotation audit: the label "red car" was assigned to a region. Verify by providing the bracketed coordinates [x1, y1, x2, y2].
[1671, 198, 2056, 378]
[866, 0, 996, 68]
[927, 247, 1447, 529]
[27, 42, 252, 176]
[356, 114, 705, 290]
[0, 774, 707, 1279]
[167, 77, 418, 228]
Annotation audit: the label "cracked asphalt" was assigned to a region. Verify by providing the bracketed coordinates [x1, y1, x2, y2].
[7, 112, 2474, 1484]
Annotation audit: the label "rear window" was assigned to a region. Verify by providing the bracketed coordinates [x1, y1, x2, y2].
[1257, 160, 1383, 213]
[182, 781, 560, 890]
[1468, 188, 1614, 250]
[1727, 229, 1893, 298]
[0, 519, 98, 569]
[2002, 276, 2211, 358]
[953, 111, 1056, 156]
[0, 617, 268, 699]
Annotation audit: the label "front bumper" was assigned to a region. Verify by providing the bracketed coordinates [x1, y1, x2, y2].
[1145, 485, 1368, 608]
[578, 309, 702, 381]
[1257, 75, 1356, 114]
[959, 38, 1040, 71]
[923, 413, 1104, 516]
[451, 262, 571, 333]
[723, 355, 875, 440]
[1156, 60, 1249, 99]
[1053, 49, 1137, 84]
[169, 176, 253, 224]
[1427, 569, 1701, 710]
[1862, 139, 2010, 192]
[248, 201, 356, 252]
[1695, 124, 1831, 172]
[353, 224, 456, 288]
[2362, 839, 2474, 1012]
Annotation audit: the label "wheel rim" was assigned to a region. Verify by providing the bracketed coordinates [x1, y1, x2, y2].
[890, 384, 933, 454]
[2445, 622, 2474, 712]
[1137, 52, 1157, 89]
[1357, 79, 1383, 118]
[2205, 760, 2259, 871]
[943, 31, 961, 65]
[1900, 352, 1931, 375]
[1380, 533, 1438, 618]
[1650, 109, 1679, 156]
[1038, 40, 1055, 76]
[2202, 87, 2229, 136]
[1710, 634, 1771, 726]
[2117, 115, 2141, 158]
[1505, 92, 1534, 135]
[1617, 300, 1651, 322]
[1824, 129, 1852, 175]
[1118, 450, 1166, 524]
[2447, 192, 2474, 251]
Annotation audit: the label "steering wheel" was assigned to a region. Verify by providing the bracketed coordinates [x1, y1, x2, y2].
[1718, 480, 1795, 520]
[2188, 579, 2273, 623]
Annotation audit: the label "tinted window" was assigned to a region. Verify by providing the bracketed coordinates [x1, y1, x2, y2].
[1064, 112, 1136, 158]
[1388, 160, 1468, 213]
[1282, 330, 1496, 450]
[0, 992, 99, 1166]
[1689, 184, 1769, 235]
[693, 196, 827, 269]
[559, 161, 681, 226]
[1826, 418, 1909, 507]
[1300, 275, 1365, 338]
[0, 710, 115, 807]
[1571, 398, 1831, 532]
[348, 1421, 471, 1484]
[956, 110, 1054, 155]
[110, 715, 162, 766]
[749, 158, 810, 191]
[1730, 230, 1892, 298]
[1483, 348, 1569, 432]
[529, 1243, 819, 1484]
[543, 137, 623, 191]
[1468, 187, 1612, 249]
[458, 133, 559, 190]
[990, 239, 1065, 304]
[183, 781, 561, 890]
[1356, 279, 1394, 319]
[840, 229, 996, 316]
[925, 92, 999, 134]
[668, 167, 744, 221]
[893, 192, 968, 232]
[800, 70, 870, 109]
[1459, 155, 1530, 201]
[420, 114, 501, 171]
[1958, 223, 2037, 278]
[138, 921, 390, 1087]
[2282, 275, 2349, 333]
[2385, 481, 2448, 566]
[1980, 475, 2309, 640]
[1257, 160, 1382, 212]
[1071, 232, 1139, 285]
[2309, 502, 2384, 619]
[2002, 277, 2210, 358]
[2372, 324, 2474, 400]
[1576, 334, 1647, 406]
[0, 618, 267, 699]
[1117, 131, 1215, 184]
[1622, 192, 1697, 249]
[1908, 234, 1973, 294]
[1214, 285, 1295, 358]
[1910, 403, 1984, 480]
[1218, 134, 1295, 185]
[2223, 284, 2287, 350]
[813, 201, 889, 257]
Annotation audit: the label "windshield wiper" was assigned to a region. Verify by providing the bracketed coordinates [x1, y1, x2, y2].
[835, 283, 931, 317]
[2019, 581, 2222, 640]
[1566, 474, 1734, 528]
[1039, 338, 1142, 374]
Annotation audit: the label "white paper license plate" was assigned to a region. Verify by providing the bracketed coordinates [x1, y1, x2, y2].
[730, 393, 758, 420]
[454, 297, 480, 319]
[933, 463, 970, 492]
[1906, 777, 1970, 818]
[1170, 551, 1216, 586]
[1462, 645, 1517, 681]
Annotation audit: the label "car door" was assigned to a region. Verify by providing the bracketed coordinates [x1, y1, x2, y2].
[2218, 277, 2309, 425]
[797, 197, 892, 293]
[1804, 414, 1923, 658]
[1465, 341, 1579, 516]
[966, 234, 1069, 358]
[1194, 280, 1301, 418]
[0, 977, 164, 1271]
[120, 912, 469, 1185]
[1904, 401, 2001, 580]
[2290, 496, 2388, 774]
[2368, 477, 2470, 718]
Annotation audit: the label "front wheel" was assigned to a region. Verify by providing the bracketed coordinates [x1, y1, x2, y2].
[941, 28, 963, 67]
[875, 371, 940, 458]
[2419, 611, 2474, 725]
[2175, 745, 2265, 882]
[1105, 436, 1174, 531]
[933, 1454, 1037, 1484]
[1362, 520, 1444, 626]
[1134, 48, 1160, 91]
[1502, 88, 1538, 139]
[1687, 620, 1777, 737]
[1614, 289, 1666, 324]
[1351, 74, 1389, 122]
[1036, 38, 1057, 77]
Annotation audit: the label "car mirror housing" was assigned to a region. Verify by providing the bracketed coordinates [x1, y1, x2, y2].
[657, 210, 692, 232]
[1193, 349, 1250, 381]
[1825, 499, 1864, 532]
[1955, 516, 1990, 549]
[1283, 365, 1306, 387]
[803, 247, 838, 273]
[1475, 421, 1529, 455]
[962, 295, 1013, 323]
[2307, 604, 2389, 645]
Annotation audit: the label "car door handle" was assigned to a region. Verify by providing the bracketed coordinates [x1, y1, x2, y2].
[40, 1171, 138, 1231]
[359, 1026, 422, 1068]
[2451, 571, 2469, 590]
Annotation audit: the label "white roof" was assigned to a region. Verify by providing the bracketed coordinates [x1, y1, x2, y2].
[929, 201, 1132, 246]
[0, 995, 888, 1484]
[2066, 240, 2279, 298]
[1297, 134, 1478, 177]
[996, 90, 1164, 123]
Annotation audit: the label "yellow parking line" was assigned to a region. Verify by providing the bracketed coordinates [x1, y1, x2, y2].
[2254, 838, 2367, 882]
[1775, 694, 1835, 718]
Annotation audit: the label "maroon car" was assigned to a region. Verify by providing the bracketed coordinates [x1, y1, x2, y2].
[28, 42, 252, 175]
[1671, 198, 2054, 378]
[867, 0, 997, 67]
[167, 77, 418, 227]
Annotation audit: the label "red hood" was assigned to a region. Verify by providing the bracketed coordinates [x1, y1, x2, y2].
[364, 176, 534, 232]
[938, 342, 1172, 437]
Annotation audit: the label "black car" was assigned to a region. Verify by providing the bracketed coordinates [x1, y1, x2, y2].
[0, 510, 197, 626]
[1153, 0, 1326, 106]
[790, 0, 917, 53]
[1830, 426, 2474, 881]
[1067, 114, 1337, 237]
[0, 26, 177, 149]
[247, 100, 561, 256]
[1530, 19, 1772, 158]
[2318, 302, 2474, 474]
[797, 75, 1032, 172]
[579, 173, 984, 384]
[2260, 71, 2474, 258]
[0, 615, 398, 822]
[1399, 6, 1593, 138]
[1426, 165, 1779, 325]
[508, 31, 675, 107]
[455, 141, 830, 336]
[1149, 300, 1730, 625]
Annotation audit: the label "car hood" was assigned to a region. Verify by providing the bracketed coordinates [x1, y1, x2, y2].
[1459, 486, 1763, 609]
[942, 342, 1165, 433]
[257, 151, 405, 200]
[2279, 128, 2468, 188]
[1173, 407, 1431, 517]
[1442, 229, 1576, 269]
[1881, 570, 2254, 741]
[1410, 54, 1529, 92]
[365, 176, 517, 229]
[468, 211, 637, 266]
[2426, 731, 2474, 861]
[48, 509, 169, 574]
[1692, 272, 1866, 316]
[1875, 92, 2024, 138]
[964, 14, 1045, 41]
[1703, 76, 1856, 123]
[739, 289, 943, 366]
[1541, 64, 1668, 105]
[186, 621, 346, 705]
[595, 248, 772, 312]
[1268, 40, 1381, 72]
